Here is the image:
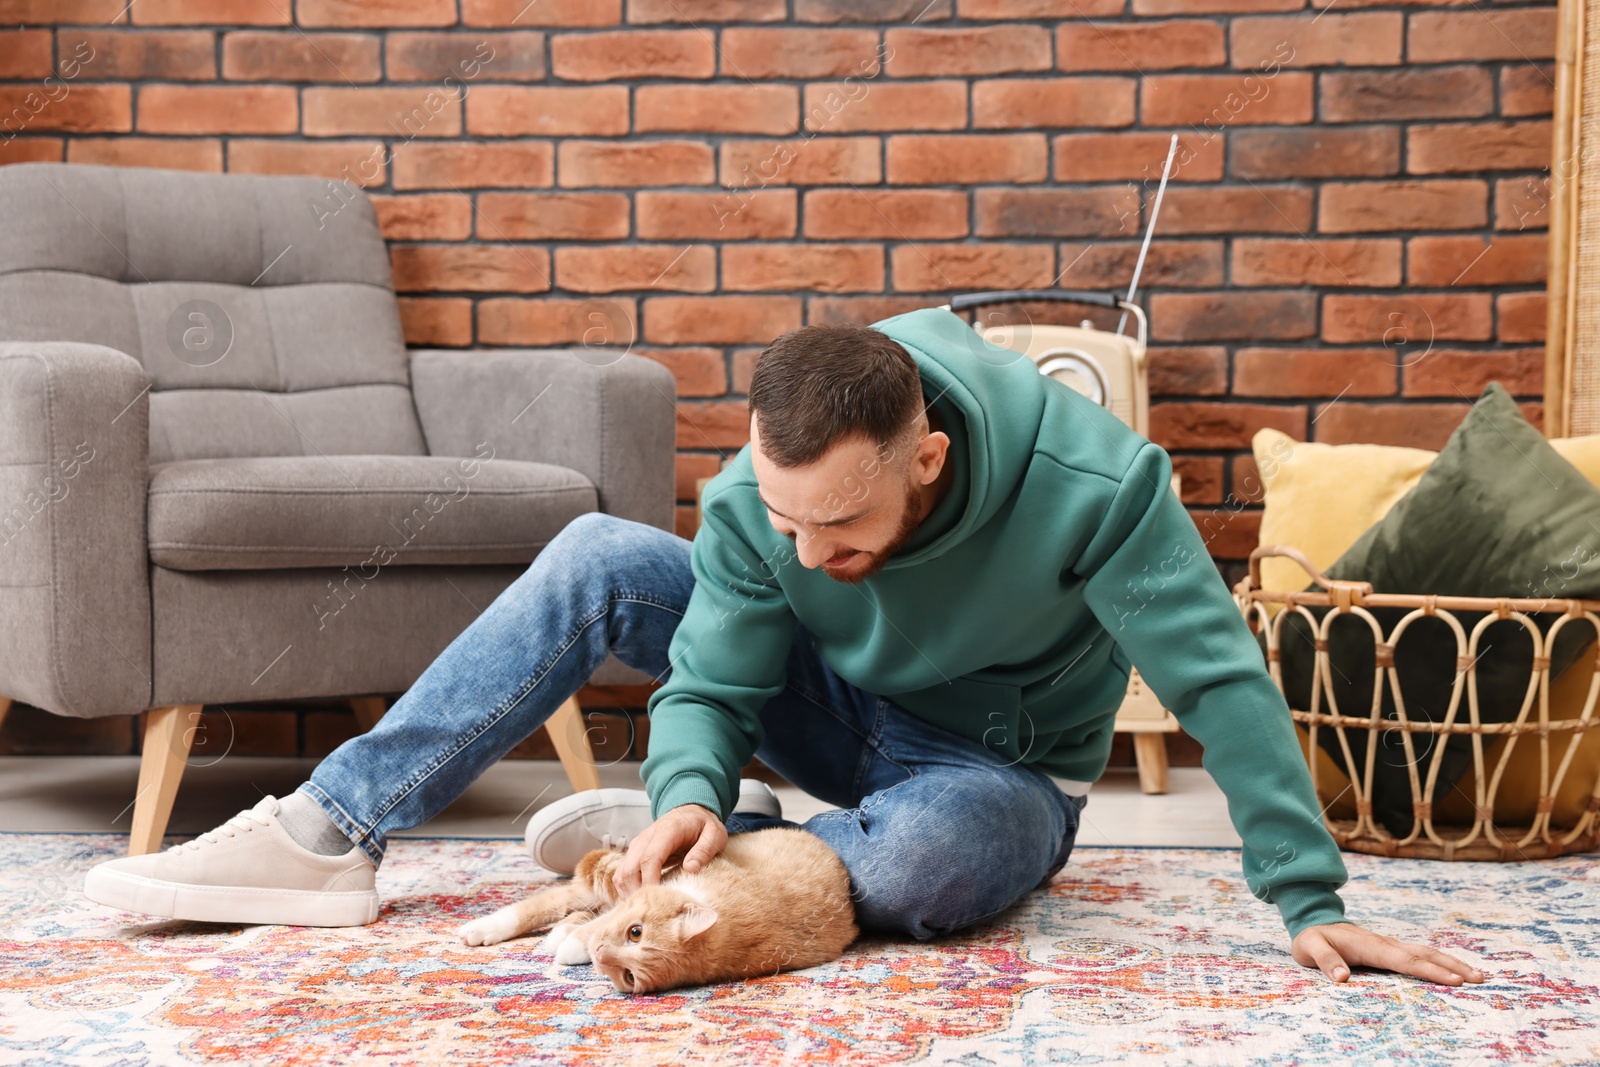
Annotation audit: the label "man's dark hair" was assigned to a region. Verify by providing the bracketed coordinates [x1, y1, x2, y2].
[747, 323, 923, 468]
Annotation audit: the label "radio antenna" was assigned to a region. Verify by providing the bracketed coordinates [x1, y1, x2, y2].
[1117, 133, 1179, 337]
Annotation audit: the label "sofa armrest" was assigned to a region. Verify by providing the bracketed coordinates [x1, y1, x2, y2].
[0, 342, 152, 718]
[409, 348, 677, 532]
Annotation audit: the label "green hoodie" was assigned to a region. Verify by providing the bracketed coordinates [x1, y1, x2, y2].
[641, 306, 1350, 941]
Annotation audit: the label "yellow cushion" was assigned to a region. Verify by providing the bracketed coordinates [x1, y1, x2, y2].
[1550, 433, 1600, 485]
[1292, 719, 1357, 822]
[1262, 429, 1600, 830]
[1433, 653, 1600, 826]
[1250, 428, 1435, 606]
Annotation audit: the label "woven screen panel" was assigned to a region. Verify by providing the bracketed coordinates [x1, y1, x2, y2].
[1574, 0, 1600, 434]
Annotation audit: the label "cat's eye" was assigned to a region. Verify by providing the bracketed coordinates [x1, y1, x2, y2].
[622, 969, 635, 988]
[627, 924, 643, 942]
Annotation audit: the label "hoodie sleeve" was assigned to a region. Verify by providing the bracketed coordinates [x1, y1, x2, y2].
[1074, 440, 1352, 942]
[639, 490, 797, 822]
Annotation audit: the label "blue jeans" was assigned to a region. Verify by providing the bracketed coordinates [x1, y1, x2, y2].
[301, 513, 1090, 940]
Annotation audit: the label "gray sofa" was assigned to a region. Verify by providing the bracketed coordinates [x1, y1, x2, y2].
[0, 162, 674, 853]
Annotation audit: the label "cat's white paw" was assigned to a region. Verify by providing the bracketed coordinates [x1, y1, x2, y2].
[553, 929, 592, 966]
[458, 909, 519, 947]
[540, 924, 570, 955]
[458, 919, 494, 947]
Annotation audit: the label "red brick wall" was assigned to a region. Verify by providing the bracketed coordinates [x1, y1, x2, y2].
[0, 0, 1556, 758]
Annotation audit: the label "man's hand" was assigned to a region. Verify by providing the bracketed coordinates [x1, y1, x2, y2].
[612, 803, 727, 898]
[1292, 922, 1489, 986]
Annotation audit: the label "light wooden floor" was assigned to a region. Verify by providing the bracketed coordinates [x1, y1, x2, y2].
[0, 756, 1241, 849]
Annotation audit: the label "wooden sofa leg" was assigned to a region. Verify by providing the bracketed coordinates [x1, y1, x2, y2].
[1133, 733, 1170, 795]
[546, 695, 601, 794]
[129, 705, 203, 856]
[349, 696, 386, 733]
[0, 696, 11, 734]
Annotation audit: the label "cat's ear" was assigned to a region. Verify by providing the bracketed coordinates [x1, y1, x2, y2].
[677, 903, 719, 940]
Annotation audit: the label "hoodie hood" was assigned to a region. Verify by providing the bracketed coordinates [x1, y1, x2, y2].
[869, 307, 1049, 567]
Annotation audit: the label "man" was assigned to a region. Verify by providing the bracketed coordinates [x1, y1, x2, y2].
[85, 308, 1485, 988]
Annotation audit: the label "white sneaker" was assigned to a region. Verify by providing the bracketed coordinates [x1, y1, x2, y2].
[735, 778, 782, 820]
[82, 795, 380, 927]
[524, 779, 783, 876]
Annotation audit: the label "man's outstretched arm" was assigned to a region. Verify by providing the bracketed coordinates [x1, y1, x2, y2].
[619, 489, 797, 894]
[1076, 440, 1487, 987]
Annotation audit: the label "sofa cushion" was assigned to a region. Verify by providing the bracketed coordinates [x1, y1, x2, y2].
[0, 163, 425, 466]
[148, 454, 597, 571]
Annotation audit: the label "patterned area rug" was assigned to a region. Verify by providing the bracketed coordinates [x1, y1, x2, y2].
[3, 832, 1598, 1066]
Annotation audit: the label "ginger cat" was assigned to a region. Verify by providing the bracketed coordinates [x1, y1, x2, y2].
[458, 826, 859, 994]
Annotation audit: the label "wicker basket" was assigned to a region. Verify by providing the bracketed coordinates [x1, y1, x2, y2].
[1232, 545, 1600, 861]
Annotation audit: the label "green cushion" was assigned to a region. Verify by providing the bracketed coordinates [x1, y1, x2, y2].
[1256, 382, 1600, 836]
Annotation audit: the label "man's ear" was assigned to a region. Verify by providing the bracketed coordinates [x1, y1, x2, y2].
[913, 430, 950, 486]
[677, 903, 719, 940]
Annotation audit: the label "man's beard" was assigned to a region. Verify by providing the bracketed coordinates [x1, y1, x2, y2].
[821, 480, 925, 585]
